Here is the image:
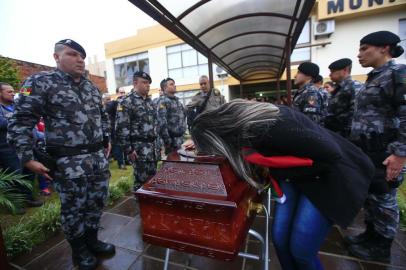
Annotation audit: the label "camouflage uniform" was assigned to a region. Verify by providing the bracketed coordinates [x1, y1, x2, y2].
[157, 94, 186, 155]
[7, 69, 110, 241]
[292, 82, 323, 125]
[115, 90, 160, 191]
[325, 76, 363, 137]
[351, 60, 406, 239]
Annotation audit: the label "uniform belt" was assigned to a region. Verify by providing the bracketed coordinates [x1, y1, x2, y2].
[131, 136, 156, 143]
[46, 142, 104, 157]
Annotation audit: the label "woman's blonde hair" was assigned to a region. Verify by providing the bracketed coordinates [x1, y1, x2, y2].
[191, 99, 280, 189]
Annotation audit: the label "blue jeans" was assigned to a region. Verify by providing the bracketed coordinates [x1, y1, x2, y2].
[272, 180, 332, 270]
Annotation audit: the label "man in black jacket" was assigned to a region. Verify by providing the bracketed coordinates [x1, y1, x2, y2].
[105, 87, 127, 169]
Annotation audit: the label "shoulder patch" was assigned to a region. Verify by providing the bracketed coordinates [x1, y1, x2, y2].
[117, 103, 123, 112]
[159, 103, 166, 109]
[20, 86, 32, 96]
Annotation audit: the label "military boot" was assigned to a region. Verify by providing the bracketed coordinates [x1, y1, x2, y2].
[85, 228, 116, 256]
[344, 223, 375, 245]
[69, 235, 98, 270]
[348, 233, 392, 263]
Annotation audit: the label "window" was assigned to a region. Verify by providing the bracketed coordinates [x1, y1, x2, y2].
[291, 20, 311, 63]
[114, 52, 149, 87]
[167, 44, 208, 79]
[400, 19, 406, 59]
[175, 89, 200, 106]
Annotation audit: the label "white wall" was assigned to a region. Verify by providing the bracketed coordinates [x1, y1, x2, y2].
[148, 46, 168, 89]
[311, 10, 406, 79]
[105, 58, 116, 94]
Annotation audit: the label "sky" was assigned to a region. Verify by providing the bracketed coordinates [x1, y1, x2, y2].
[0, 0, 159, 66]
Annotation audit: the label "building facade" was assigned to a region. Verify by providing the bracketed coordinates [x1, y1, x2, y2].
[104, 0, 406, 101]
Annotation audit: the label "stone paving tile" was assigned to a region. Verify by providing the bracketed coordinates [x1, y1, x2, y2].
[320, 226, 347, 255]
[95, 247, 141, 270]
[105, 197, 139, 218]
[319, 253, 362, 269]
[109, 215, 146, 252]
[128, 254, 193, 270]
[11, 231, 65, 267]
[98, 212, 133, 243]
[24, 240, 73, 270]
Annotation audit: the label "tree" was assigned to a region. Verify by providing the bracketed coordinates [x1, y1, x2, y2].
[0, 56, 20, 89]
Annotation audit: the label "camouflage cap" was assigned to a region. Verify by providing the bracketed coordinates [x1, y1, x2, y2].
[55, 39, 86, 59]
[133, 71, 152, 84]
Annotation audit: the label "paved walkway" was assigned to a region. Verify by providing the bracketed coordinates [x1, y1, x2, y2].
[9, 196, 406, 270]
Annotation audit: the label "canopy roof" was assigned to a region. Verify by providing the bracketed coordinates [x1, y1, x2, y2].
[129, 0, 315, 81]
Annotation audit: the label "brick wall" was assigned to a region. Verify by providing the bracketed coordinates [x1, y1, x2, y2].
[1, 56, 107, 92]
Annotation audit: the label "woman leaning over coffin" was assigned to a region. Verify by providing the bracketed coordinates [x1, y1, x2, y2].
[190, 99, 377, 270]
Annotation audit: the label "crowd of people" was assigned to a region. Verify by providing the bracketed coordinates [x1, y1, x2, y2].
[0, 29, 405, 270]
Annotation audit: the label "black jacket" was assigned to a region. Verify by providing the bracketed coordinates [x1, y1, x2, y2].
[250, 105, 376, 228]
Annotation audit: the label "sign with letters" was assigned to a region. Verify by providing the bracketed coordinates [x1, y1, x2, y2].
[318, 0, 405, 20]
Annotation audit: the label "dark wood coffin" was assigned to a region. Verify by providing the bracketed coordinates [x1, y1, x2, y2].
[135, 151, 261, 261]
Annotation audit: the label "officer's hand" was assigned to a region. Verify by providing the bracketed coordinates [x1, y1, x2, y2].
[25, 160, 53, 181]
[383, 154, 406, 181]
[128, 150, 138, 162]
[183, 139, 195, 151]
[104, 142, 111, 158]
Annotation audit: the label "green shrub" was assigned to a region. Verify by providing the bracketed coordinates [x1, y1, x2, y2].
[3, 201, 61, 257]
[398, 184, 406, 230]
[2, 175, 132, 258]
[0, 169, 32, 214]
[107, 176, 132, 205]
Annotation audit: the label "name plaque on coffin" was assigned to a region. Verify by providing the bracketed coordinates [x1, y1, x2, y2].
[135, 152, 260, 261]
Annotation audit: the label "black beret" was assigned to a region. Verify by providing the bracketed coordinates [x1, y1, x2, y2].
[55, 39, 86, 59]
[298, 62, 319, 78]
[314, 74, 323, 83]
[360, 31, 400, 46]
[133, 71, 152, 84]
[328, 58, 352, 70]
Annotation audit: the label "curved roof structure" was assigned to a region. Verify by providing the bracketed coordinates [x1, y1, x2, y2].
[129, 0, 315, 82]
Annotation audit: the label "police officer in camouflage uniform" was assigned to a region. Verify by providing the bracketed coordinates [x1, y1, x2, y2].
[157, 78, 186, 155]
[313, 74, 329, 124]
[325, 58, 363, 138]
[292, 62, 323, 125]
[115, 71, 160, 192]
[345, 31, 406, 262]
[7, 39, 115, 270]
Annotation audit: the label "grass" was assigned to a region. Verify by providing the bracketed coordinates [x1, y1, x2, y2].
[398, 183, 406, 230]
[0, 161, 133, 230]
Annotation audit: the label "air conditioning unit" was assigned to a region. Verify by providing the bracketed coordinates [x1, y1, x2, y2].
[314, 20, 335, 37]
[215, 66, 228, 78]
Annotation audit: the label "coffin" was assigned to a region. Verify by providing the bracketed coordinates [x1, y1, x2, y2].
[135, 151, 261, 261]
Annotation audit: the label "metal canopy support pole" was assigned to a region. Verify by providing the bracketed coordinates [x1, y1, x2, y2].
[286, 38, 292, 106]
[240, 82, 243, 98]
[208, 52, 214, 90]
[276, 78, 281, 103]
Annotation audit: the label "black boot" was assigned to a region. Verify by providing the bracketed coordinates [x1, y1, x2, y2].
[348, 233, 392, 263]
[69, 235, 98, 270]
[344, 223, 375, 245]
[85, 228, 116, 256]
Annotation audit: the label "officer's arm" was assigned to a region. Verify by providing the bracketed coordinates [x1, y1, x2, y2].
[302, 91, 322, 124]
[157, 99, 172, 148]
[388, 67, 406, 156]
[7, 77, 44, 166]
[115, 100, 132, 154]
